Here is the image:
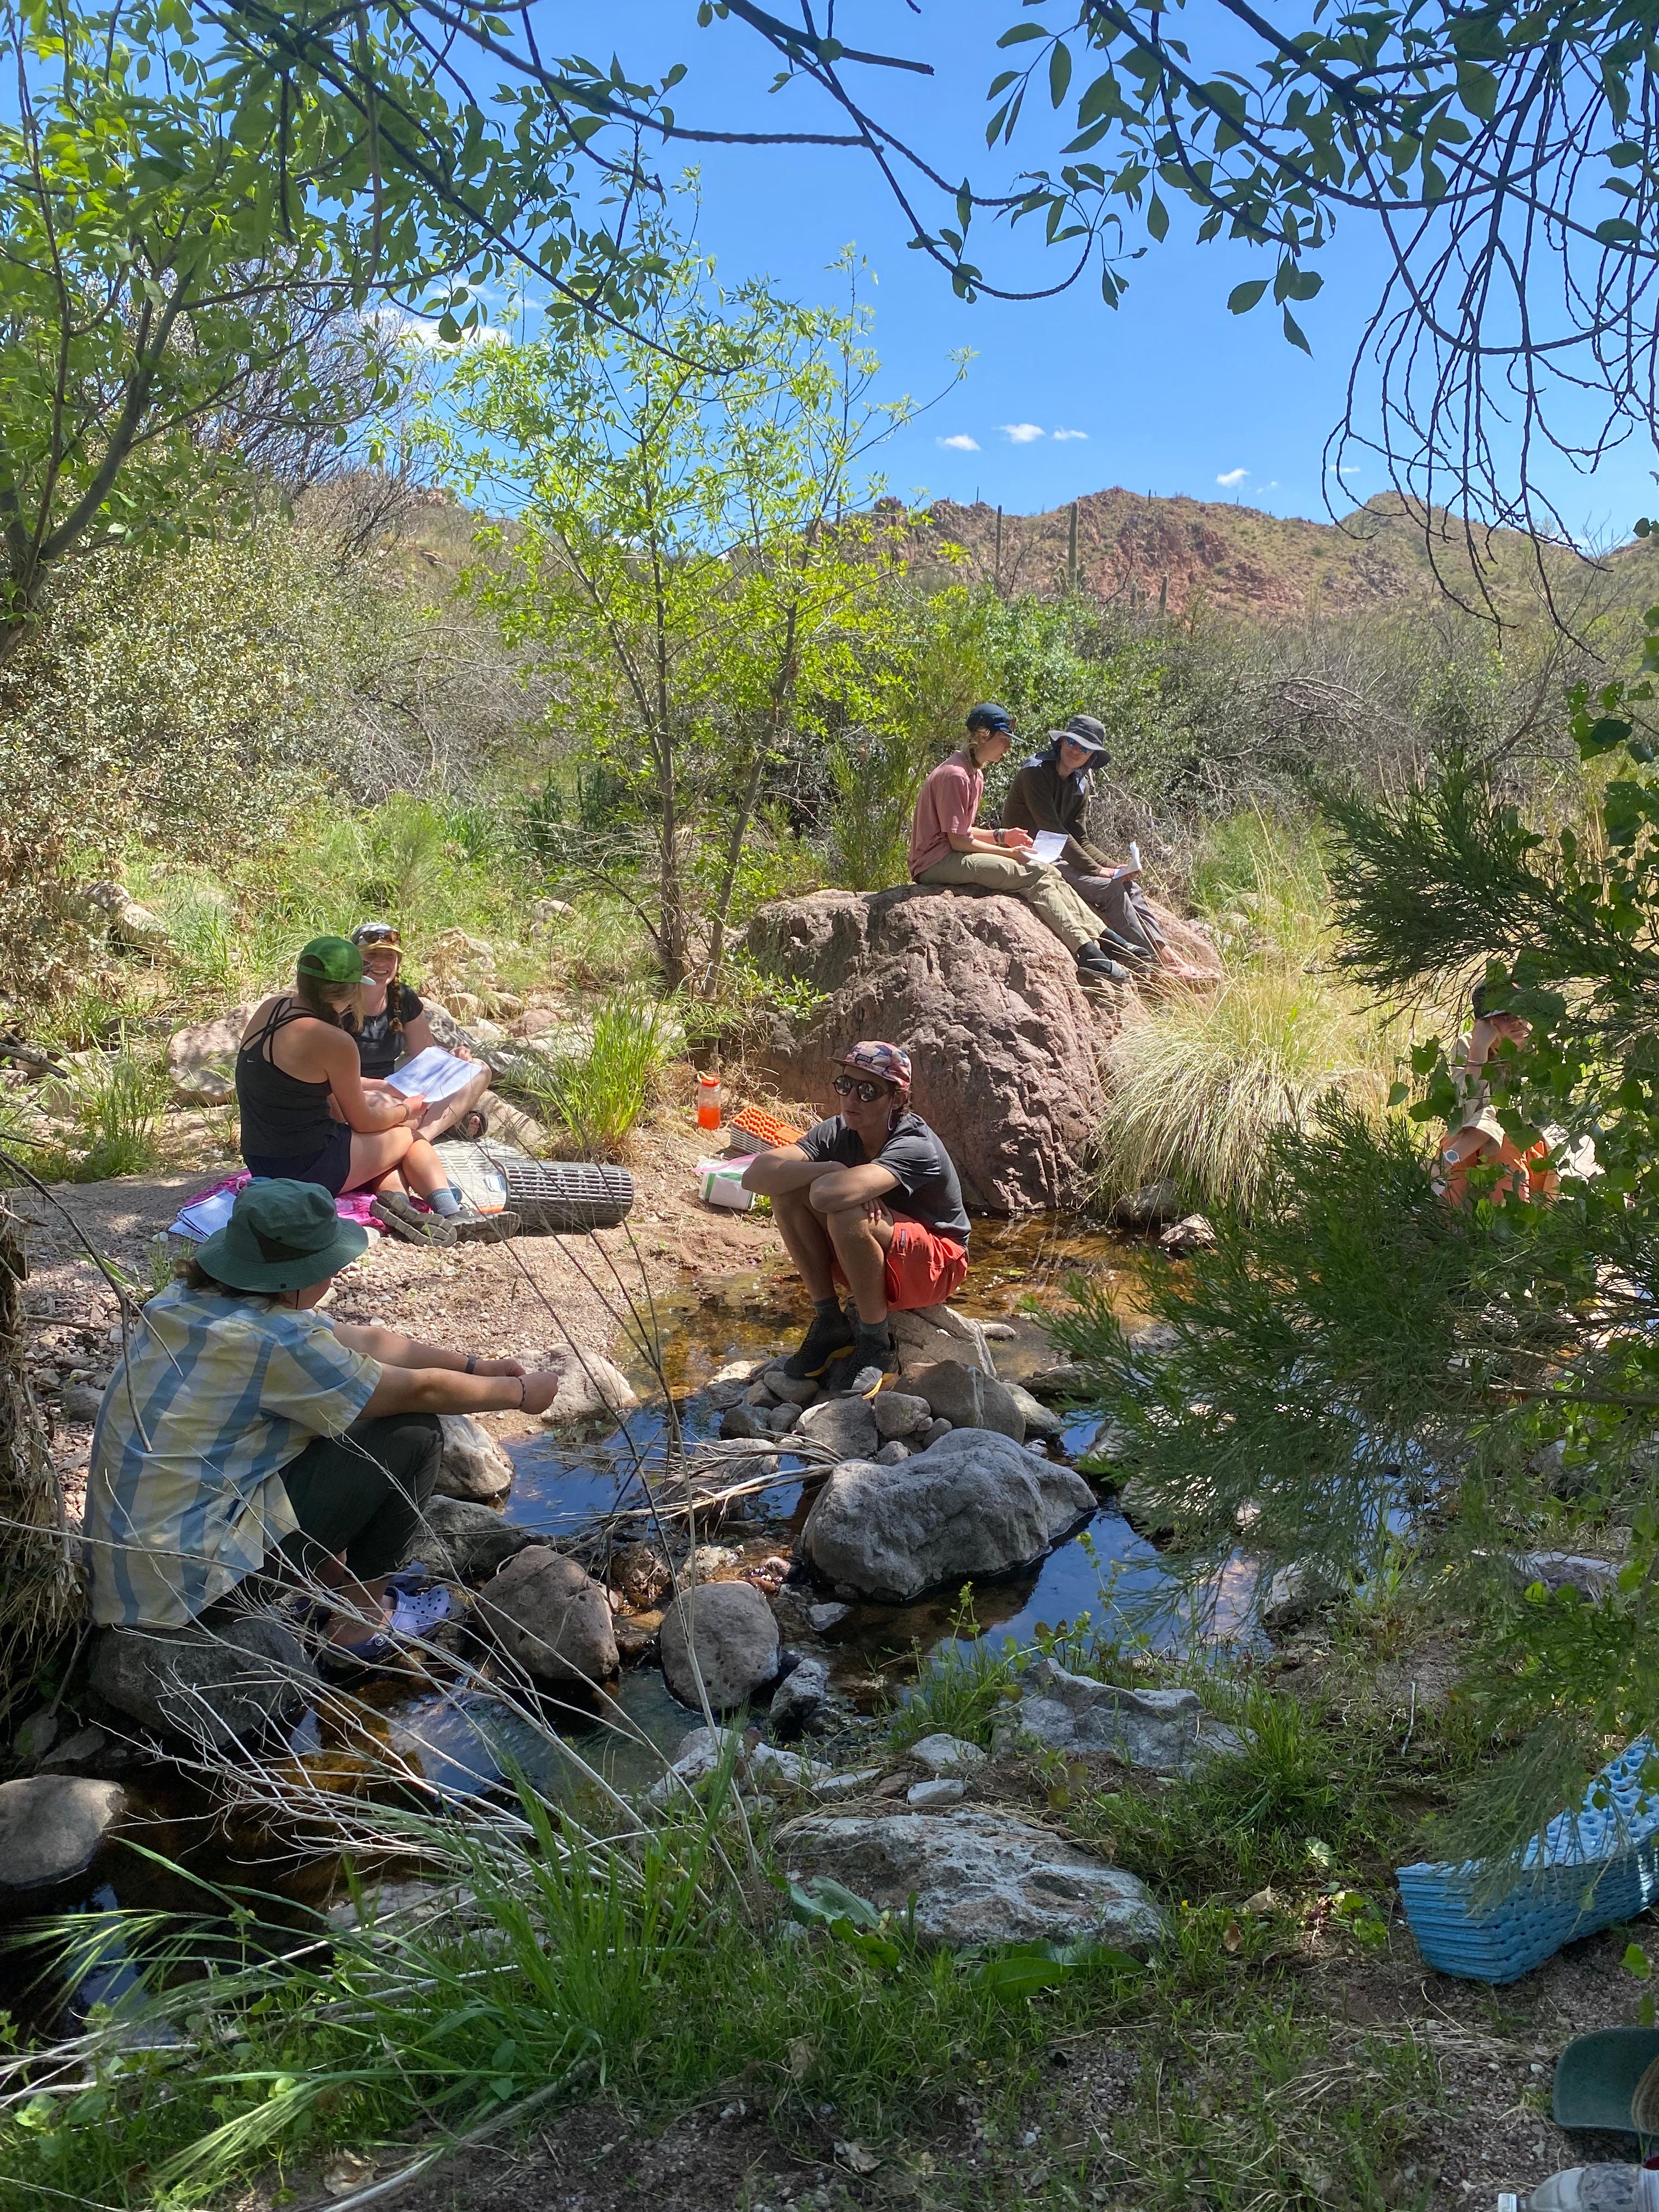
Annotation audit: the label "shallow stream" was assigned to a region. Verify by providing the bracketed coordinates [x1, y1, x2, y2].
[9, 1217, 1248, 2033]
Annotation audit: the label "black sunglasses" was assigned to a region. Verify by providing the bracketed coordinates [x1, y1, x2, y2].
[833, 1075, 891, 1103]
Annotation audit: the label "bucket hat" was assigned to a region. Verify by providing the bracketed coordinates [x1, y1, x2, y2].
[197, 1180, 368, 1292]
[1061, 714, 1110, 756]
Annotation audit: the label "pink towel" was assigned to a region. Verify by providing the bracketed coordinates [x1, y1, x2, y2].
[190, 1171, 390, 1234]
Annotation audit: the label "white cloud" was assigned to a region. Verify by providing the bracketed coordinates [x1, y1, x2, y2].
[1216, 467, 1248, 487]
[1338, 463, 1363, 476]
[936, 433, 981, 452]
[1001, 422, 1045, 444]
[1052, 427, 1088, 442]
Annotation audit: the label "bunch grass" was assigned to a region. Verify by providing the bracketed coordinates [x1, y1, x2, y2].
[509, 989, 678, 1159]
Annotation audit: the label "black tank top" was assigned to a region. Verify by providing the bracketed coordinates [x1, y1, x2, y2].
[235, 1000, 337, 1158]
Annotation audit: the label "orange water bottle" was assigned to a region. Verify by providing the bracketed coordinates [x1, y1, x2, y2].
[696, 1072, 722, 1132]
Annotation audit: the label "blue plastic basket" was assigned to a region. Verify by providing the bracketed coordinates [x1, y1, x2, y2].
[1398, 1737, 1659, 1982]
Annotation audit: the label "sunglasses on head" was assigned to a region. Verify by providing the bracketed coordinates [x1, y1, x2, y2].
[833, 1075, 892, 1103]
[356, 930, 401, 951]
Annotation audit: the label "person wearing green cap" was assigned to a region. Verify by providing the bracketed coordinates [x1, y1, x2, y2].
[84, 1180, 566, 1658]
[235, 938, 514, 1246]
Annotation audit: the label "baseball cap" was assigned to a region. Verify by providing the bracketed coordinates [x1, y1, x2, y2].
[349, 921, 403, 950]
[1062, 714, 1110, 755]
[837, 1040, 912, 1088]
[296, 935, 364, 988]
[966, 702, 1014, 733]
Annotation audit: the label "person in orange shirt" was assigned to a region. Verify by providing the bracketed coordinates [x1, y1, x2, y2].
[1432, 985, 1558, 1207]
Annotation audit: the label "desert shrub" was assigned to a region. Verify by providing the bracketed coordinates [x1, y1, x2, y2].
[37, 1038, 170, 1181]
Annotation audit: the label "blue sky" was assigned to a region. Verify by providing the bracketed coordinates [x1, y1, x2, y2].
[555, 2, 1652, 543]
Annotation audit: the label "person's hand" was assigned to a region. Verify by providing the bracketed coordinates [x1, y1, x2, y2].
[1001, 826, 1035, 851]
[472, 1356, 526, 1378]
[518, 1369, 562, 1417]
[454, 1045, 475, 1062]
[400, 1093, 428, 1124]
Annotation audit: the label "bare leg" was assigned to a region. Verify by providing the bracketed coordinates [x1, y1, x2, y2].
[771, 1184, 838, 1302]
[818, 1198, 895, 1325]
[416, 1063, 492, 1140]
[344, 1127, 417, 1194]
[396, 1136, 455, 1202]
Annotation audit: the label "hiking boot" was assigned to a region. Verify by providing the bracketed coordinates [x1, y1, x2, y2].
[450, 1202, 521, 1244]
[1076, 943, 1131, 984]
[1099, 927, 1155, 970]
[370, 1193, 458, 1247]
[783, 1306, 856, 1380]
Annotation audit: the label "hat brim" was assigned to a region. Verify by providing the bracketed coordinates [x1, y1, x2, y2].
[196, 1215, 369, 1291]
[1054, 729, 1108, 755]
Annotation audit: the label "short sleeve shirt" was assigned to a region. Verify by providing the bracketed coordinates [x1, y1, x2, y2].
[353, 983, 423, 1080]
[797, 1111, 970, 1246]
[909, 752, 984, 877]
[85, 1281, 380, 1627]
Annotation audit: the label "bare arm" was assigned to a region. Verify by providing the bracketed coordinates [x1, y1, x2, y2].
[333, 1322, 524, 1375]
[946, 825, 1034, 853]
[362, 1362, 561, 1419]
[742, 1143, 836, 1195]
[314, 1028, 421, 1135]
[809, 1162, 899, 1210]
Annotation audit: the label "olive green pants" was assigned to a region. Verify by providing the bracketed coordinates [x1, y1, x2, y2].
[915, 849, 1102, 955]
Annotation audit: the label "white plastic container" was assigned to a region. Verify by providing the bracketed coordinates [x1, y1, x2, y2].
[697, 1155, 757, 1211]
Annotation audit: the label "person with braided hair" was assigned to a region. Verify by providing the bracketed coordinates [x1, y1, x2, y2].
[346, 921, 493, 1143]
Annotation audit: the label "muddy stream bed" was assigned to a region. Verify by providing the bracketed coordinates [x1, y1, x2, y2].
[9, 1220, 1252, 2035]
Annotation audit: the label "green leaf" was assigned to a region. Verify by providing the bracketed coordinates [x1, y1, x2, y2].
[969, 1939, 1143, 2002]
[1227, 278, 1268, 314]
[997, 21, 1049, 43]
[1282, 306, 1312, 354]
[1049, 41, 1073, 105]
[1626, 1941, 1652, 1980]
[788, 1876, 883, 1931]
[1146, 192, 1168, 241]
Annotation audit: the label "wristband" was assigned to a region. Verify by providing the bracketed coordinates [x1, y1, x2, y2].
[464, 1353, 477, 1374]
[517, 1376, 527, 1409]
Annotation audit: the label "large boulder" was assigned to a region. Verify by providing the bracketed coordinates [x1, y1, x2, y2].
[0, 1776, 126, 1896]
[166, 1006, 254, 1108]
[436, 1414, 514, 1502]
[659, 1580, 781, 1712]
[476, 1545, 618, 1691]
[776, 1807, 1165, 1950]
[744, 888, 1122, 1213]
[407, 1497, 537, 1582]
[800, 1429, 1096, 1602]
[88, 1615, 315, 1750]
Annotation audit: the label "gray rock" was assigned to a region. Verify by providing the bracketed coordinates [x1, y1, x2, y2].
[776, 1806, 1166, 1950]
[1116, 1476, 1175, 1543]
[910, 1732, 988, 1776]
[907, 1776, 965, 1808]
[799, 1429, 1096, 1603]
[872, 1440, 911, 1465]
[979, 1320, 1018, 1341]
[809, 1767, 886, 1801]
[744, 1380, 778, 1408]
[1024, 1361, 1088, 1400]
[166, 1006, 254, 1108]
[872, 1391, 931, 1441]
[38, 1727, 111, 1773]
[1112, 1179, 1180, 1231]
[807, 1601, 851, 1632]
[476, 1545, 618, 1691]
[1159, 1214, 1216, 1256]
[644, 1725, 817, 1808]
[770, 1656, 830, 1735]
[1260, 1561, 1330, 1632]
[435, 1414, 514, 1503]
[719, 1404, 768, 1442]
[0, 1776, 126, 1892]
[768, 1402, 802, 1436]
[13, 1708, 57, 1764]
[407, 1496, 535, 1581]
[660, 1580, 781, 1711]
[902, 1359, 1024, 1442]
[796, 1393, 879, 1460]
[1002, 1380, 1063, 1440]
[994, 1656, 1246, 1775]
[1505, 1550, 1620, 1600]
[762, 1369, 821, 1408]
[60, 1382, 104, 1423]
[917, 1417, 952, 1449]
[89, 1616, 315, 1750]
[539, 1348, 639, 1426]
[705, 1377, 750, 1411]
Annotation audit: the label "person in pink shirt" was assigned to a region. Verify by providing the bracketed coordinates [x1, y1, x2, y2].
[910, 704, 1128, 983]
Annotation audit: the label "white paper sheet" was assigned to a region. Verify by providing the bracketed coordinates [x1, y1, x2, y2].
[1029, 830, 1068, 864]
[385, 1044, 477, 1109]
[168, 1188, 238, 1242]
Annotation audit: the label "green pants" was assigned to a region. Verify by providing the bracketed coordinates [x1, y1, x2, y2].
[279, 1412, 442, 1583]
[915, 849, 1102, 955]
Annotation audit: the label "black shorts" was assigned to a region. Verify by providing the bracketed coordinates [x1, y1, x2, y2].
[243, 1119, 354, 1196]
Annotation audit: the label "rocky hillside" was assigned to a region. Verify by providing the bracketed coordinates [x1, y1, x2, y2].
[905, 486, 1646, 622]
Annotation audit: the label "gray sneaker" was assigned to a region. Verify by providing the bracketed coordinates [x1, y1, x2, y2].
[370, 1193, 458, 1247]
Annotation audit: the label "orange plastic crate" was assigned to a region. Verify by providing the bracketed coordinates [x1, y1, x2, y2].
[730, 1103, 804, 1149]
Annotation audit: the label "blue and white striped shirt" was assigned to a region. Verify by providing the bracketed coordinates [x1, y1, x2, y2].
[85, 1282, 379, 1627]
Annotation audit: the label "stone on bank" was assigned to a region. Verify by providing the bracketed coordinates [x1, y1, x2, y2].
[659, 1579, 781, 1711]
[0, 1775, 126, 1896]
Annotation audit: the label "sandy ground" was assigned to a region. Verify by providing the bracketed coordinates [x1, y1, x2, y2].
[6, 1107, 787, 1529]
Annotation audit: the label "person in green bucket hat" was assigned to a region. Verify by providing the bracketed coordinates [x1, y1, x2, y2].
[235, 935, 517, 1246]
[83, 1180, 565, 1663]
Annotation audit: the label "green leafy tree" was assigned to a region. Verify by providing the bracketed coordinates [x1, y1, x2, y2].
[428, 236, 949, 983]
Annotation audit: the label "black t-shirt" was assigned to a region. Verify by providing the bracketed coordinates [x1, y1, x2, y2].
[797, 1110, 970, 1246]
[352, 983, 422, 1080]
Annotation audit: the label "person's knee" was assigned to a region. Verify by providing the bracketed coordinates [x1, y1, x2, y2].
[353, 1410, 443, 1506]
[821, 1201, 877, 1249]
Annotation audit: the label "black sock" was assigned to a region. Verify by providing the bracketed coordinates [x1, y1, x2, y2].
[812, 1295, 842, 1320]
[855, 1319, 892, 1354]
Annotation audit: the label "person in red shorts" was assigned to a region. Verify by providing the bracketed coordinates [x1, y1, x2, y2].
[741, 1040, 970, 1383]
